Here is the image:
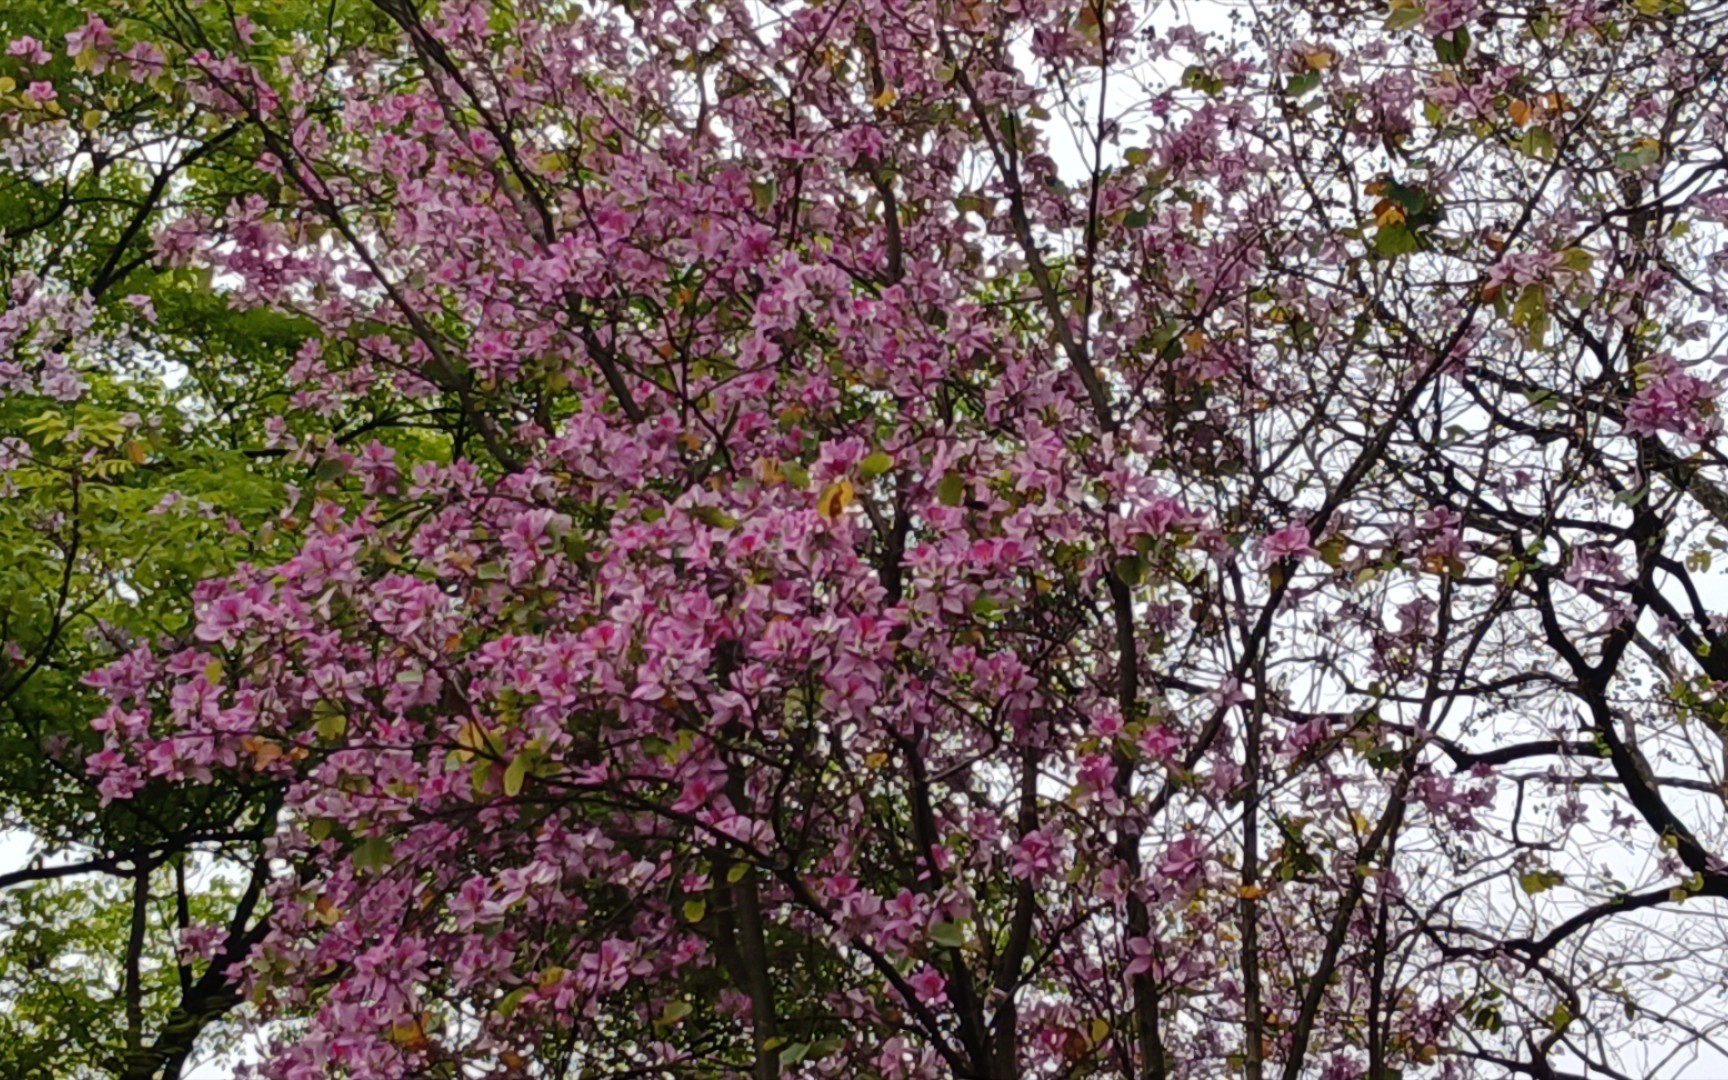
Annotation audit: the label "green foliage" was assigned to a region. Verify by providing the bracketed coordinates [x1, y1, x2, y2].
[0, 865, 245, 1080]
[0, 1, 416, 1075]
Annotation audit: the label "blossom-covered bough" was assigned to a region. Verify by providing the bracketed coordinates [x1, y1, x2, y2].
[13, 0, 1728, 1075]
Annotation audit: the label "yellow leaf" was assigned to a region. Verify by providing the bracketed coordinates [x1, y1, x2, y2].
[203, 659, 224, 685]
[871, 86, 898, 109]
[0, 77, 14, 95]
[1374, 200, 1407, 227]
[388, 1015, 430, 1050]
[242, 736, 284, 770]
[756, 457, 786, 485]
[1182, 330, 1207, 354]
[125, 440, 147, 465]
[864, 751, 889, 769]
[817, 477, 855, 520]
[455, 720, 491, 761]
[1238, 883, 1265, 900]
[1508, 99, 1532, 127]
[1303, 50, 1333, 70]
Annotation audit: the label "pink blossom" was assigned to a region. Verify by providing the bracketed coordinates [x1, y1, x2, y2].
[905, 967, 948, 1007]
[194, 592, 255, 644]
[177, 925, 228, 962]
[1157, 837, 1208, 888]
[1260, 523, 1318, 567]
[1623, 355, 1720, 441]
[1008, 829, 1060, 882]
[64, 14, 115, 58]
[1138, 724, 1182, 761]
[1124, 935, 1159, 980]
[6, 36, 51, 64]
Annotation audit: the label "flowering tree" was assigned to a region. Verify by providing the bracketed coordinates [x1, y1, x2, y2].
[7, 0, 1728, 1077]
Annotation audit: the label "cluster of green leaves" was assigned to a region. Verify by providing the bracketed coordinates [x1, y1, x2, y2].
[0, 2, 430, 1076]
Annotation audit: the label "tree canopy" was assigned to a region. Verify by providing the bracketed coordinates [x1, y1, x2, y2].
[4, 0, 1728, 1078]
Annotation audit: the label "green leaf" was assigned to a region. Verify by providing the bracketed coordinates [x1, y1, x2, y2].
[1614, 141, 1662, 171]
[1550, 1003, 1572, 1031]
[937, 471, 966, 507]
[929, 921, 966, 949]
[750, 178, 777, 214]
[1511, 285, 1549, 349]
[1519, 869, 1564, 895]
[1519, 127, 1555, 161]
[352, 838, 395, 874]
[859, 451, 894, 478]
[808, 1037, 844, 1060]
[657, 1001, 693, 1026]
[1373, 223, 1419, 258]
[1182, 65, 1224, 95]
[313, 705, 347, 741]
[682, 898, 707, 923]
[503, 755, 528, 797]
[1432, 26, 1470, 63]
[692, 506, 739, 529]
[1384, 4, 1425, 30]
[954, 194, 994, 217]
